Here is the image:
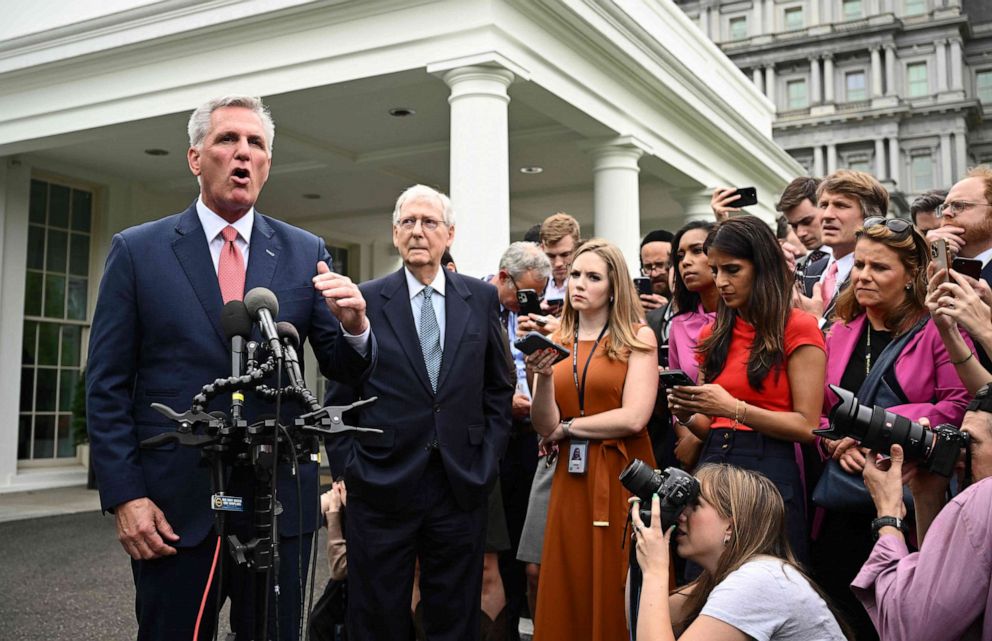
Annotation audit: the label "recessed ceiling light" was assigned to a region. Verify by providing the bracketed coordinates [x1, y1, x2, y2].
[144, 148, 169, 156]
[520, 166, 543, 174]
[388, 107, 416, 117]
[302, 193, 321, 200]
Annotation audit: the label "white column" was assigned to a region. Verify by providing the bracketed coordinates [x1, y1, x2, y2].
[936, 39, 949, 92]
[765, 64, 777, 109]
[884, 44, 897, 96]
[814, 146, 825, 177]
[810, 0, 820, 26]
[590, 140, 645, 277]
[954, 130, 969, 180]
[940, 133, 953, 185]
[679, 188, 718, 223]
[753, 0, 764, 36]
[441, 65, 514, 277]
[824, 55, 835, 103]
[875, 139, 886, 179]
[752, 67, 763, 88]
[950, 39, 963, 91]
[827, 143, 838, 173]
[700, 7, 710, 36]
[764, 0, 774, 32]
[811, 57, 822, 104]
[888, 138, 900, 186]
[871, 47, 883, 98]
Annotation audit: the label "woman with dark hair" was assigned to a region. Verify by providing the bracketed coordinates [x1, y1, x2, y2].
[631, 465, 849, 641]
[811, 218, 971, 640]
[667, 220, 718, 468]
[524, 238, 657, 640]
[668, 216, 825, 562]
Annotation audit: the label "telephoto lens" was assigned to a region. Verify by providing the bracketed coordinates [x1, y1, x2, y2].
[619, 459, 700, 528]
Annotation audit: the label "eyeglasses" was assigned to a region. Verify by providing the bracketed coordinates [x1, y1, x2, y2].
[397, 216, 445, 231]
[935, 201, 992, 217]
[859, 216, 913, 238]
[640, 262, 668, 276]
[508, 274, 545, 300]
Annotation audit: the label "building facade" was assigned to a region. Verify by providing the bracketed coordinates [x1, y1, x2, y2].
[675, 0, 992, 213]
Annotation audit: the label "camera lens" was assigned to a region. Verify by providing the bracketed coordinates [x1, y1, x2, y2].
[619, 459, 661, 502]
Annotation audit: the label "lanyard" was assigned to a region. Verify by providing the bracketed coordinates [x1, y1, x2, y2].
[572, 321, 608, 417]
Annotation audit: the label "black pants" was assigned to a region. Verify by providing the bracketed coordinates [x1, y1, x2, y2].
[811, 511, 879, 641]
[498, 428, 539, 639]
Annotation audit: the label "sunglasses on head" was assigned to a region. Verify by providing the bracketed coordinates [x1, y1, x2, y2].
[858, 216, 913, 237]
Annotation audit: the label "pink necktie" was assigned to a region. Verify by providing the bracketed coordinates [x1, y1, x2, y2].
[218, 225, 245, 303]
[821, 260, 839, 303]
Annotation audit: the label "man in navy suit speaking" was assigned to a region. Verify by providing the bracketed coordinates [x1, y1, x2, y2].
[325, 185, 514, 640]
[86, 95, 375, 640]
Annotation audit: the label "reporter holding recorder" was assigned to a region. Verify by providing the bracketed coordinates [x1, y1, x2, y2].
[524, 238, 657, 641]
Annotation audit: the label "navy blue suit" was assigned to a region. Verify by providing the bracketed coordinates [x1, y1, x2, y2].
[87, 203, 374, 640]
[325, 267, 514, 640]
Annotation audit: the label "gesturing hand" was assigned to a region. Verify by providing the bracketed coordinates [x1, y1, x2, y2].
[313, 261, 368, 335]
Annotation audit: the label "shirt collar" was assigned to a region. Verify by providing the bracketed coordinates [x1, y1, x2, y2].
[405, 266, 446, 300]
[196, 196, 254, 245]
[972, 246, 992, 268]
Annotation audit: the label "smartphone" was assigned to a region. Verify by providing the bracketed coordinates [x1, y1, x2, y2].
[952, 257, 983, 280]
[634, 277, 653, 296]
[516, 289, 543, 316]
[545, 298, 564, 314]
[513, 332, 571, 364]
[931, 239, 950, 279]
[733, 187, 758, 208]
[659, 369, 695, 388]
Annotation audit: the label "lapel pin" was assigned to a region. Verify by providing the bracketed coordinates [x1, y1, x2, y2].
[265, 249, 275, 257]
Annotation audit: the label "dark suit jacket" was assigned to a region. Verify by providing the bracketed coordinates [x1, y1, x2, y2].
[325, 268, 514, 512]
[86, 203, 374, 547]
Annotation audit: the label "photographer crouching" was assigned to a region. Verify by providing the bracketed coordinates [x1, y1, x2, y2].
[855, 384, 992, 640]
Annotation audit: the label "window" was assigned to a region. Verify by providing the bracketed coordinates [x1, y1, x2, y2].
[912, 154, 934, 191]
[20, 178, 92, 461]
[907, 62, 929, 97]
[846, 71, 867, 102]
[784, 6, 804, 30]
[849, 158, 871, 173]
[904, 0, 926, 16]
[977, 70, 992, 103]
[729, 16, 748, 41]
[843, 0, 862, 20]
[787, 79, 808, 109]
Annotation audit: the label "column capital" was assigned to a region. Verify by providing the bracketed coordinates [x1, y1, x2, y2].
[934, 37, 948, 46]
[949, 36, 963, 46]
[437, 66, 516, 104]
[822, 52, 834, 61]
[883, 42, 897, 51]
[765, 62, 776, 71]
[428, 52, 528, 84]
[582, 136, 650, 171]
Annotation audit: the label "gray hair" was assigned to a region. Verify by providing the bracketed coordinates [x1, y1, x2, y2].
[187, 96, 275, 155]
[392, 185, 455, 226]
[499, 242, 552, 281]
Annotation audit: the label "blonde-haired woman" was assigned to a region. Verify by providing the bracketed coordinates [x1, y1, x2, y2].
[632, 465, 850, 641]
[525, 238, 658, 640]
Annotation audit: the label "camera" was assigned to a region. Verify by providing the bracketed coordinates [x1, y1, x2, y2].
[815, 385, 970, 478]
[619, 459, 700, 528]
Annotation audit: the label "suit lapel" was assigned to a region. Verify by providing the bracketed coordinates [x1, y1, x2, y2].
[171, 205, 227, 347]
[437, 273, 471, 392]
[381, 269, 434, 396]
[245, 213, 280, 294]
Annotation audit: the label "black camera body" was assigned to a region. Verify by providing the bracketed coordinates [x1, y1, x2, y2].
[815, 385, 969, 478]
[619, 459, 700, 528]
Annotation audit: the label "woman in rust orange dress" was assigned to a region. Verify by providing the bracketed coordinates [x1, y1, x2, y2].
[525, 238, 658, 641]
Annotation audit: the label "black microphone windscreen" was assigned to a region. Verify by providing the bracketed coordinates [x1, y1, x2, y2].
[276, 321, 301, 350]
[244, 287, 280, 319]
[221, 300, 253, 340]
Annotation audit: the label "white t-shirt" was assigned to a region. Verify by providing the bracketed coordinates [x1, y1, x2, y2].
[700, 557, 846, 641]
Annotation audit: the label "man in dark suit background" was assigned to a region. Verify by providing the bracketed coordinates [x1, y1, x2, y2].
[87, 95, 374, 640]
[325, 185, 514, 640]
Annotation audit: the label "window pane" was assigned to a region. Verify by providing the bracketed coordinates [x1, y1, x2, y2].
[36, 368, 57, 412]
[27, 225, 45, 270]
[67, 278, 88, 321]
[850, 160, 871, 172]
[44, 274, 65, 318]
[844, 0, 862, 19]
[788, 80, 808, 109]
[33, 414, 55, 459]
[18, 415, 32, 460]
[60, 369, 79, 412]
[61, 325, 81, 367]
[785, 7, 803, 30]
[904, 0, 925, 15]
[24, 271, 42, 317]
[977, 70, 992, 103]
[69, 233, 90, 276]
[57, 414, 75, 458]
[29, 180, 47, 224]
[20, 367, 34, 409]
[71, 189, 92, 232]
[37, 322, 60, 366]
[22, 321, 36, 365]
[908, 63, 928, 97]
[730, 17, 747, 40]
[913, 155, 934, 191]
[847, 72, 866, 101]
[49, 185, 70, 229]
[46, 229, 68, 272]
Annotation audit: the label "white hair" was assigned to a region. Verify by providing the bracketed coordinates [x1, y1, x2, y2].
[499, 242, 551, 281]
[187, 95, 275, 155]
[392, 185, 455, 226]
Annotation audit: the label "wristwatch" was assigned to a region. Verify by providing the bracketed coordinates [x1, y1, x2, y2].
[560, 418, 574, 439]
[870, 516, 909, 541]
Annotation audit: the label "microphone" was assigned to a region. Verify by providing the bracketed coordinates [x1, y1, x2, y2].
[244, 287, 284, 360]
[221, 301, 253, 420]
[277, 321, 320, 412]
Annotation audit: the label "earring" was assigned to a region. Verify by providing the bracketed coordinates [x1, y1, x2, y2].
[723, 533, 731, 546]
[610, 296, 615, 303]
[905, 283, 912, 291]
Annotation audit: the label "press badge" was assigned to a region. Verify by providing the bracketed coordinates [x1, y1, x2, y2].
[567, 440, 589, 474]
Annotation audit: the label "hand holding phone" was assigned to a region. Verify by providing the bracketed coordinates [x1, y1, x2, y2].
[659, 369, 695, 389]
[514, 332, 571, 364]
[931, 239, 950, 281]
[952, 257, 983, 280]
[516, 289, 543, 316]
[733, 187, 758, 208]
[634, 277, 653, 296]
